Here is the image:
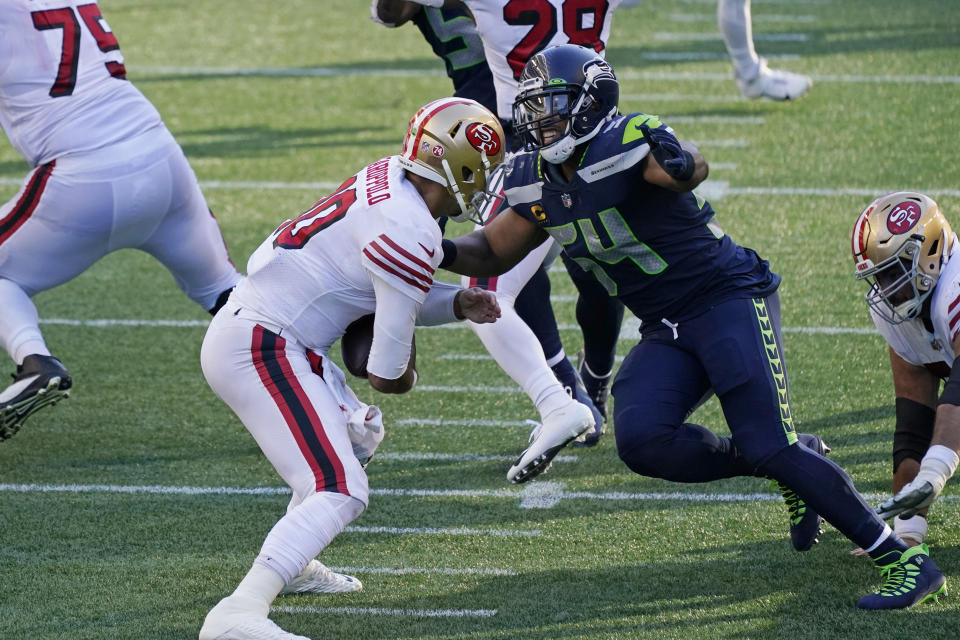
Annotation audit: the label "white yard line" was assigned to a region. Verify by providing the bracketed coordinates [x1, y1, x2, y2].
[331, 566, 517, 576]
[654, 32, 809, 42]
[112, 66, 960, 86]
[642, 52, 799, 62]
[669, 13, 817, 23]
[5, 481, 947, 507]
[33, 316, 882, 337]
[272, 605, 497, 618]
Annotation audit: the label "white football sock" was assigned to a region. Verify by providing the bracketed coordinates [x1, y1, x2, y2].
[255, 492, 364, 584]
[0, 278, 50, 363]
[468, 306, 570, 420]
[232, 562, 285, 608]
[717, 0, 760, 80]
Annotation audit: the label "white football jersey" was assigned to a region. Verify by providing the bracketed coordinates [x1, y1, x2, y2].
[0, 0, 162, 166]
[870, 245, 960, 370]
[234, 155, 442, 358]
[462, 0, 622, 119]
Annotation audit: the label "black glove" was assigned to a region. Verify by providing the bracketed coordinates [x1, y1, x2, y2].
[640, 123, 695, 181]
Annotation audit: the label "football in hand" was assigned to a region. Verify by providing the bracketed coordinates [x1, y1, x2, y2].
[341, 314, 375, 378]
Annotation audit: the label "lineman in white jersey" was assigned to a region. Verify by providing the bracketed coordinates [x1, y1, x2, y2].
[0, 0, 241, 440]
[852, 192, 960, 548]
[198, 98, 503, 640]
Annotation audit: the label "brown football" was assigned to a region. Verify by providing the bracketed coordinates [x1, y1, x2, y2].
[341, 313, 375, 378]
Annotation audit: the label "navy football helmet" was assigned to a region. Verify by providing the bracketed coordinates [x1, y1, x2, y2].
[512, 44, 619, 164]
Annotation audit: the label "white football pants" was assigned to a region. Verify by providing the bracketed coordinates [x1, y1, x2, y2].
[461, 236, 571, 419]
[0, 125, 241, 361]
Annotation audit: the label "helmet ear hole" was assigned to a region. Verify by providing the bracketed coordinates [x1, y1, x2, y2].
[461, 166, 475, 184]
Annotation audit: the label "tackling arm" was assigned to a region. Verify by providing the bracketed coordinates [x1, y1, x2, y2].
[443, 207, 548, 277]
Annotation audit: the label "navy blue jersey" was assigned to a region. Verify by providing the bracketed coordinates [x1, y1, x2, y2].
[503, 113, 780, 324]
[414, 7, 498, 118]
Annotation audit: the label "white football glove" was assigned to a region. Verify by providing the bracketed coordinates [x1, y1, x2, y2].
[347, 405, 384, 468]
[319, 355, 386, 468]
[876, 445, 959, 519]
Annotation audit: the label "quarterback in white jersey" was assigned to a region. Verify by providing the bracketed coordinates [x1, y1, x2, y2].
[0, 0, 241, 441]
[852, 192, 960, 547]
[198, 98, 503, 640]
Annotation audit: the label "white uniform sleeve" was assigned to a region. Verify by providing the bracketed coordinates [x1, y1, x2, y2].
[361, 233, 436, 304]
[417, 280, 461, 326]
[367, 274, 420, 380]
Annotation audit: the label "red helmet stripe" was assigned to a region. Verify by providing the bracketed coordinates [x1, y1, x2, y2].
[405, 98, 477, 162]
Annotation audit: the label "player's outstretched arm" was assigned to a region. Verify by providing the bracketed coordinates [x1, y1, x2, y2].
[442, 207, 547, 277]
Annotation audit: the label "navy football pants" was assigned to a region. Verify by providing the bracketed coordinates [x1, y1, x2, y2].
[612, 293, 889, 550]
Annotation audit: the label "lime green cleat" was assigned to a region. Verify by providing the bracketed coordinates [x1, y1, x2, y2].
[858, 544, 946, 610]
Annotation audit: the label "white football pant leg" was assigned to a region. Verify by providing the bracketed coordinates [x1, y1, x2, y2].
[461, 237, 570, 420]
[0, 278, 48, 363]
[717, 0, 760, 80]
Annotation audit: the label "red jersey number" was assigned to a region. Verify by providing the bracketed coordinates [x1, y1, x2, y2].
[31, 3, 126, 98]
[504, 0, 610, 79]
[273, 177, 358, 250]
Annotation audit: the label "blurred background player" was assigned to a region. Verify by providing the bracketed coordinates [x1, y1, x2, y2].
[442, 44, 945, 609]
[851, 192, 960, 549]
[371, 0, 607, 451]
[196, 97, 517, 640]
[0, 0, 241, 441]
[621, 0, 812, 100]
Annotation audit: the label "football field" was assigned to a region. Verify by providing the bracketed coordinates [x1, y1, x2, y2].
[2, 1, 960, 638]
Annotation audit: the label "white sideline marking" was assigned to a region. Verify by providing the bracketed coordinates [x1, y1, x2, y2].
[670, 13, 817, 23]
[2, 482, 955, 508]
[654, 32, 809, 42]
[10, 181, 959, 199]
[272, 605, 497, 618]
[332, 566, 517, 576]
[519, 481, 565, 509]
[622, 92, 746, 103]
[377, 452, 579, 463]
[643, 52, 798, 62]
[416, 385, 521, 393]
[111, 67, 960, 86]
[395, 418, 529, 427]
[31, 316, 883, 337]
[346, 525, 540, 537]
[694, 181, 960, 202]
[666, 115, 765, 125]
[690, 138, 750, 147]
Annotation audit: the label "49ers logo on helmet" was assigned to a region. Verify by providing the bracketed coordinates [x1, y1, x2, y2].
[886, 201, 922, 234]
[466, 122, 501, 156]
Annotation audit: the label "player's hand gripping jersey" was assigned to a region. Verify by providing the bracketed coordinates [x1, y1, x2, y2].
[234, 156, 442, 380]
[502, 114, 779, 326]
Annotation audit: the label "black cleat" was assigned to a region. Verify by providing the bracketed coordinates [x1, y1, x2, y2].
[0, 355, 72, 441]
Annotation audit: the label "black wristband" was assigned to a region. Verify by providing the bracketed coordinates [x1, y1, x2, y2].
[439, 238, 458, 269]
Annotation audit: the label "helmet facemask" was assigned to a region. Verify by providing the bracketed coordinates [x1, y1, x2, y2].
[860, 235, 933, 324]
[513, 51, 618, 165]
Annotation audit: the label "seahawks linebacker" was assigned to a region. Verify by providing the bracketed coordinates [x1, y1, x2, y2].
[440, 43, 946, 609]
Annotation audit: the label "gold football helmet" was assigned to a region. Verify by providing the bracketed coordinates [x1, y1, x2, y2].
[852, 191, 955, 324]
[398, 97, 505, 223]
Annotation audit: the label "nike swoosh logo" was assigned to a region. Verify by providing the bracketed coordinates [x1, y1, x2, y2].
[418, 242, 435, 257]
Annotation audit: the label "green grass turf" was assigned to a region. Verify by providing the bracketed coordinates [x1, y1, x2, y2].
[1, 1, 960, 638]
